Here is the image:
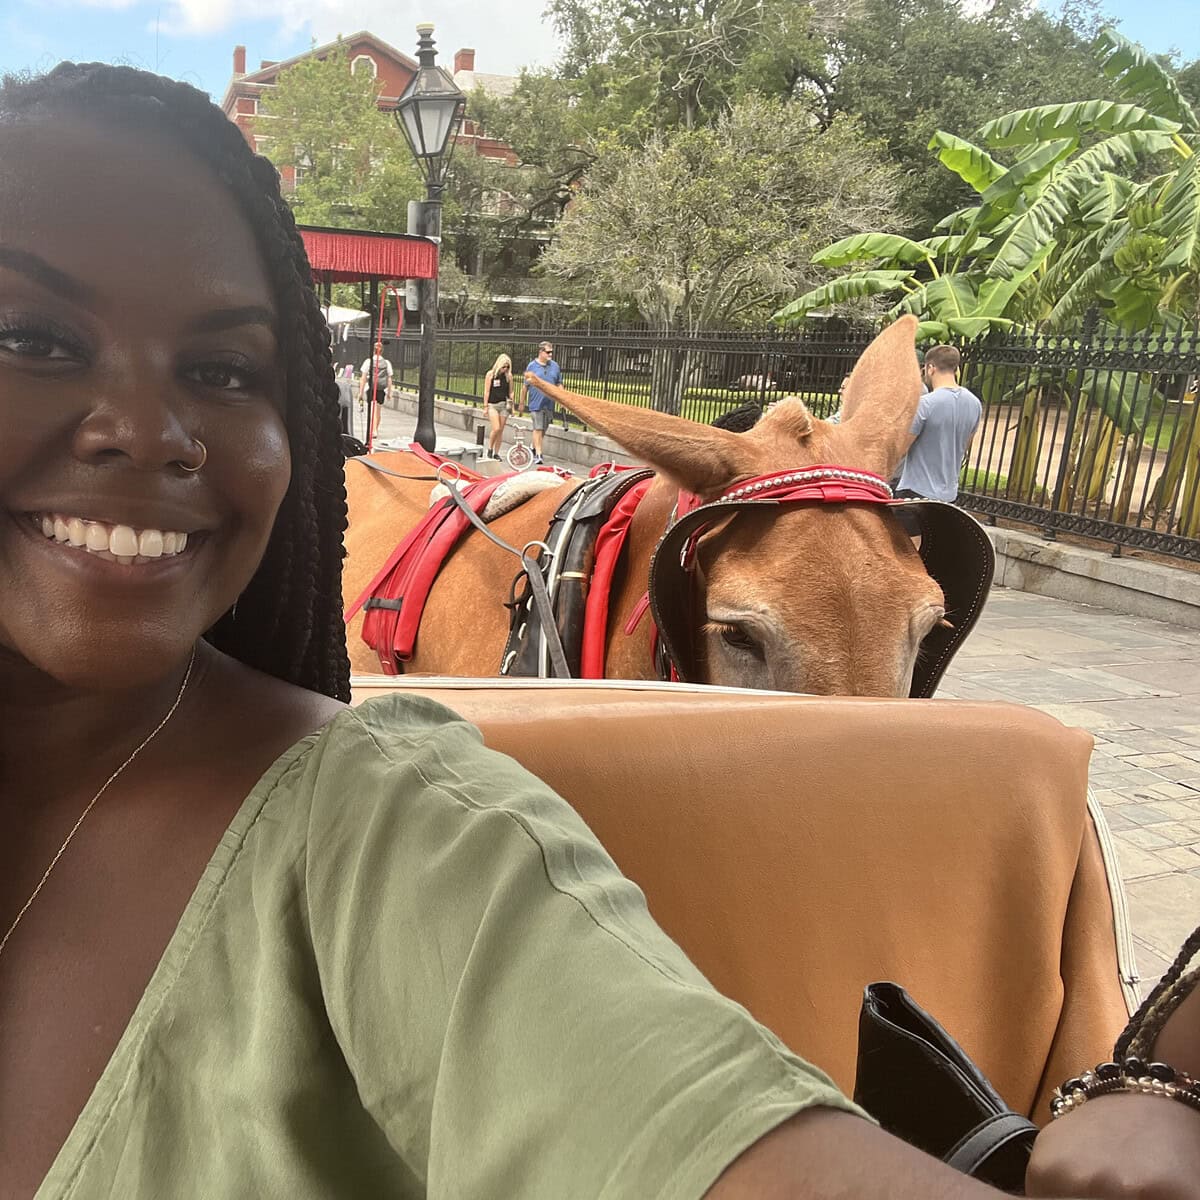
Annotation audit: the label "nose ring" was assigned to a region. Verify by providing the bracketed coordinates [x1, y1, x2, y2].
[180, 439, 207, 473]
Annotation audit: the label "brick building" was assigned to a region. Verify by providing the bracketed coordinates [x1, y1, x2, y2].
[220, 33, 518, 173]
[221, 34, 557, 323]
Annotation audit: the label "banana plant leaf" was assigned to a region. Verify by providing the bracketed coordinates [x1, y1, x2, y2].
[987, 131, 1177, 279]
[1046, 260, 1121, 329]
[979, 139, 1078, 213]
[945, 316, 1015, 338]
[934, 206, 979, 232]
[978, 100, 1180, 148]
[812, 233, 933, 268]
[1094, 28, 1199, 133]
[927, 131, 1008, 193]
[1079, 368, 1156, 435]
[919, 233, 993, 258]
[976, 244, 1052, 316]
[1102, 278, 1163, 330]
[772, 270, 915, 325]
[1077, 172, 1136, 227]
[1159, 153, 1200, 272]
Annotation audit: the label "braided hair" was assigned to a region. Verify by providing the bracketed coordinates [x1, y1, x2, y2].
[0, 63, 350, 701]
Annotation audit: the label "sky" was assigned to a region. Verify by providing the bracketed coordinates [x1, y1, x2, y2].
[0, 0, 1194, 103]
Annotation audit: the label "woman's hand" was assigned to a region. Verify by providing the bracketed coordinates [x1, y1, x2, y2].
[1026, 1093, 1200, 1199]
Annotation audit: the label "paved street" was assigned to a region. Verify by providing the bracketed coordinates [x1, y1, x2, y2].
[939, 587, 1200, 991]
[373, 401, 1200, 992]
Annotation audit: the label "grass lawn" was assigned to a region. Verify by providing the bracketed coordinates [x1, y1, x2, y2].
[404, 365, 840, 428]
[961, 466, 1049, 503]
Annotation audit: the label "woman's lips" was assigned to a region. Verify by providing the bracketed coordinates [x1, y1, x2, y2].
[26, 511, 198, 566]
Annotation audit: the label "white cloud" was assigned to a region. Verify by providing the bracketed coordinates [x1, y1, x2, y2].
[157, 0, 560, 75]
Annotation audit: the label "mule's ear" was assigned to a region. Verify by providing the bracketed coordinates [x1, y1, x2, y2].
[751, 396, 815, 443]
[836, 315, 923, 478]
[524, 374, 749, 496]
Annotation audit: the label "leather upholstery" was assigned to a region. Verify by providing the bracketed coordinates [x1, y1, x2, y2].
[351, 680, 1129, 1122]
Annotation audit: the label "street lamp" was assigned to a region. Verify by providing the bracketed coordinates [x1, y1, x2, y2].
[391, 23, 467, 453]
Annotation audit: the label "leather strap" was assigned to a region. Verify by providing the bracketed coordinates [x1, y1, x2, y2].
[944, 1111, 1037, 1179]
[436, 476, 572, 679]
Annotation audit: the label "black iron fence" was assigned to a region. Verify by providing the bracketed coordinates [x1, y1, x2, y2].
[336, 320, 1200, 562]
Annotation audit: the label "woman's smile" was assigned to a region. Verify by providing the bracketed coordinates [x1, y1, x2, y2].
[18, 508, 207, 567]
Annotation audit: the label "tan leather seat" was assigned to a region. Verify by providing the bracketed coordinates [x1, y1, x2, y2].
[352, 679, 1131, 1122]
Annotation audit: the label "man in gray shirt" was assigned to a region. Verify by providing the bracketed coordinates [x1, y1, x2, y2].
[895, 344, 981, 502]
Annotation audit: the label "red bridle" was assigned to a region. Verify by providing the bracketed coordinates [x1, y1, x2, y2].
[671, 465, 894, 569]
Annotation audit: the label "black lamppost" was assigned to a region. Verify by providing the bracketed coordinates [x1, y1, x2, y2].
[391, 23, 467, 453]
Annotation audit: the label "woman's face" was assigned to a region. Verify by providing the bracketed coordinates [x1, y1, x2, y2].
[0, 116, 291, 690]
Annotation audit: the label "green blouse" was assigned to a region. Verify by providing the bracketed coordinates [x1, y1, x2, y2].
[40, 695, 861, 1199]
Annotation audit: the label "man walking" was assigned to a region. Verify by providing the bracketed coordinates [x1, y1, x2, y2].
[895, 345, 981, 502]
[520, 341, 561, 465]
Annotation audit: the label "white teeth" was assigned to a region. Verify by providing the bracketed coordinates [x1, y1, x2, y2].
[109, 525, 139, 558]
[36, 513, 193, 562]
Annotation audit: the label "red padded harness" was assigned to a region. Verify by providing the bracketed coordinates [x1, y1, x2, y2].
[344, 472, 511, 674]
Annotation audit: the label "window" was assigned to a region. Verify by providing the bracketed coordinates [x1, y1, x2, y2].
[351, 55, 377, 78]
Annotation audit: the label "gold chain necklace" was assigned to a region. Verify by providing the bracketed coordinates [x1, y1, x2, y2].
[0, 647, 197, 962]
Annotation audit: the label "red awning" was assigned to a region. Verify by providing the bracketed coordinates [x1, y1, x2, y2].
[299, 225, 437, 283]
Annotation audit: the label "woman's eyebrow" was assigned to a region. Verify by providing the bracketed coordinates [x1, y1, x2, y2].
[188, 306, 277, 335]
[0, 246, 99, 308]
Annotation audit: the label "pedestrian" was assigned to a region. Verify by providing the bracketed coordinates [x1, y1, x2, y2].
[894, 344, 982, 502]
[358, 340, 393, 441]
[519, 340, 561, 465]
[7, 61, 1198, 1200]
[482, 352, 513, 460]
[336, 364, 355, 436]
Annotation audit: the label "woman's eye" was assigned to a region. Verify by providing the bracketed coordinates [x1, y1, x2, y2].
[0, 325, 81, 360]
[187, 361, 257, 391]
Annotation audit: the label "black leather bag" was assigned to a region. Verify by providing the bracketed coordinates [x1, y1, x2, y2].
[854, 982, 1038, 1194]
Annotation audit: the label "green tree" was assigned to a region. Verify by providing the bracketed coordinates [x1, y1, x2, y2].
[541, 96, 901, 409]
[253, 41, 421, 231]
[777, 30, 1200, 529]
[827, 0, 1117, 230]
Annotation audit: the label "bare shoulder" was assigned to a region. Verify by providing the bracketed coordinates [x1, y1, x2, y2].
[194, 645, 346, 775]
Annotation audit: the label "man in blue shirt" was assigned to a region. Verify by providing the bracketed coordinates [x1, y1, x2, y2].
[520, 341, 562, 465]
[895, 345, 981, 502]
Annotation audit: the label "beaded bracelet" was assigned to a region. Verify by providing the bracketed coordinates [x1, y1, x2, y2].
[1051, 1057, 1200, 1119]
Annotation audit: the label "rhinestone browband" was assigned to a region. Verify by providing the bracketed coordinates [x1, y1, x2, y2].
[719, 467, 894, 503]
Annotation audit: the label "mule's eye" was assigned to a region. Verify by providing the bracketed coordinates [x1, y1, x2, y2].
[711, 621, 763, 658]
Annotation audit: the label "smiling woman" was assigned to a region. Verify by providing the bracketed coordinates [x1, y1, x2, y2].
[0, 61, 1184, 1200]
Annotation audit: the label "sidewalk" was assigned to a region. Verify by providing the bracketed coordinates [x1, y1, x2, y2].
[371, 400, 1200, 991]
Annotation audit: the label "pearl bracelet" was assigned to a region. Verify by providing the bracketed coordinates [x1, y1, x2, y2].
[1051, 1058, 1200, 1119]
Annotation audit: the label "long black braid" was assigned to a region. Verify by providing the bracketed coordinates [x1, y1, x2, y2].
[0, 63, 351, 702]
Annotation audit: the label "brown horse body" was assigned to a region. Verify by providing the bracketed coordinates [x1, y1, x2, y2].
[343, 318, 966, 696]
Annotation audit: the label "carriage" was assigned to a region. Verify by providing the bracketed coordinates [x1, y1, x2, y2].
[341, 318, 1140, 1185]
